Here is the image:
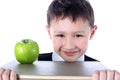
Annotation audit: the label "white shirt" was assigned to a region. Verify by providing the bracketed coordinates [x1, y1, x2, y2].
[52, 51, 84, 61]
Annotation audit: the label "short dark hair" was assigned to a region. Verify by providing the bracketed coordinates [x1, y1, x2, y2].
[47, 0, 95, 28]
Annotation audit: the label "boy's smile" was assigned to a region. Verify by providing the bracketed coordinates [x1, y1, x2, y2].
[46, 17, 97, 62]
[63, 51, 79, 56]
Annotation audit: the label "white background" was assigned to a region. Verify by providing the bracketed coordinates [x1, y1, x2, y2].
[0, 0, 120, 71]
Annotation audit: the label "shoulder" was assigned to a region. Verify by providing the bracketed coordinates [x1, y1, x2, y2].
[85, 55, 99, 61]
[38, 52, 99, 61]
[38, 52, 53, 61]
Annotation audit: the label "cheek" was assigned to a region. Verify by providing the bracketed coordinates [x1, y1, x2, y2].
[52, 38, 62, 51]
[76, 39, 89, 50]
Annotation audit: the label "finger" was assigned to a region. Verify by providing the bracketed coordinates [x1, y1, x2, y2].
[0, 68, 5, 80]
[106, 70, 114, 80]
[99, 70, 107, 80]
[114, 70, 120, 80]
[10, 70, 17, 80]
[2, 69, 11, 80]
[92, 70, 99, 80]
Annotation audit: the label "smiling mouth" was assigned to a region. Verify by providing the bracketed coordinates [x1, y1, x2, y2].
[63, 51, 78, 56]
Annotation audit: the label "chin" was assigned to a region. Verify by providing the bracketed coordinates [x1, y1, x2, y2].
[65, 60, 76, 63]
[64, 59, 76, 63]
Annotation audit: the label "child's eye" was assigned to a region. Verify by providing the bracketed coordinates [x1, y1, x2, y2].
[55, 34, 64, 37]
[75, 34, 83, 38]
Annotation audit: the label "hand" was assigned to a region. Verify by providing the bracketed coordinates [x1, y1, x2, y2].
[92, 70, 120, 80]
[0, 68, 17, 80]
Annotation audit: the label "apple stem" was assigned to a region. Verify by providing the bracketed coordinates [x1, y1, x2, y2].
[23, 39, 28, 44]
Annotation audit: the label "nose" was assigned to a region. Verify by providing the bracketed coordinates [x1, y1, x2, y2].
[63, 37, 74, 49]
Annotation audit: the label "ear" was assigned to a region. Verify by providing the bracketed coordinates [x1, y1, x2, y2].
[46, 25, 52, 39]
[89, 25, 97, 40]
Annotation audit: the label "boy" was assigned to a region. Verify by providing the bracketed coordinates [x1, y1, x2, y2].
[0, 0, 120, 80]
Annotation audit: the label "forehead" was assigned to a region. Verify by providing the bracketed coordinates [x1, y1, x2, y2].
[50, 17, 90, 30]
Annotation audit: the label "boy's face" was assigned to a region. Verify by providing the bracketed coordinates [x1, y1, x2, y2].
[46, 17, 97, 62]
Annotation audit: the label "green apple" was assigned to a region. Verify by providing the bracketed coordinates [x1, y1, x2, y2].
[14, 39, 39, 64]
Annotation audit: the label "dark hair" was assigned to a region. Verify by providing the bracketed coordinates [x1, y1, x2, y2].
[47, 0, 94, 28]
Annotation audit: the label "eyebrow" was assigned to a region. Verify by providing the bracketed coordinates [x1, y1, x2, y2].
[53, 31, 86, 34]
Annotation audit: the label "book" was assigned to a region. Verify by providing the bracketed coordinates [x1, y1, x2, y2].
[3, 61, 106, 80]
